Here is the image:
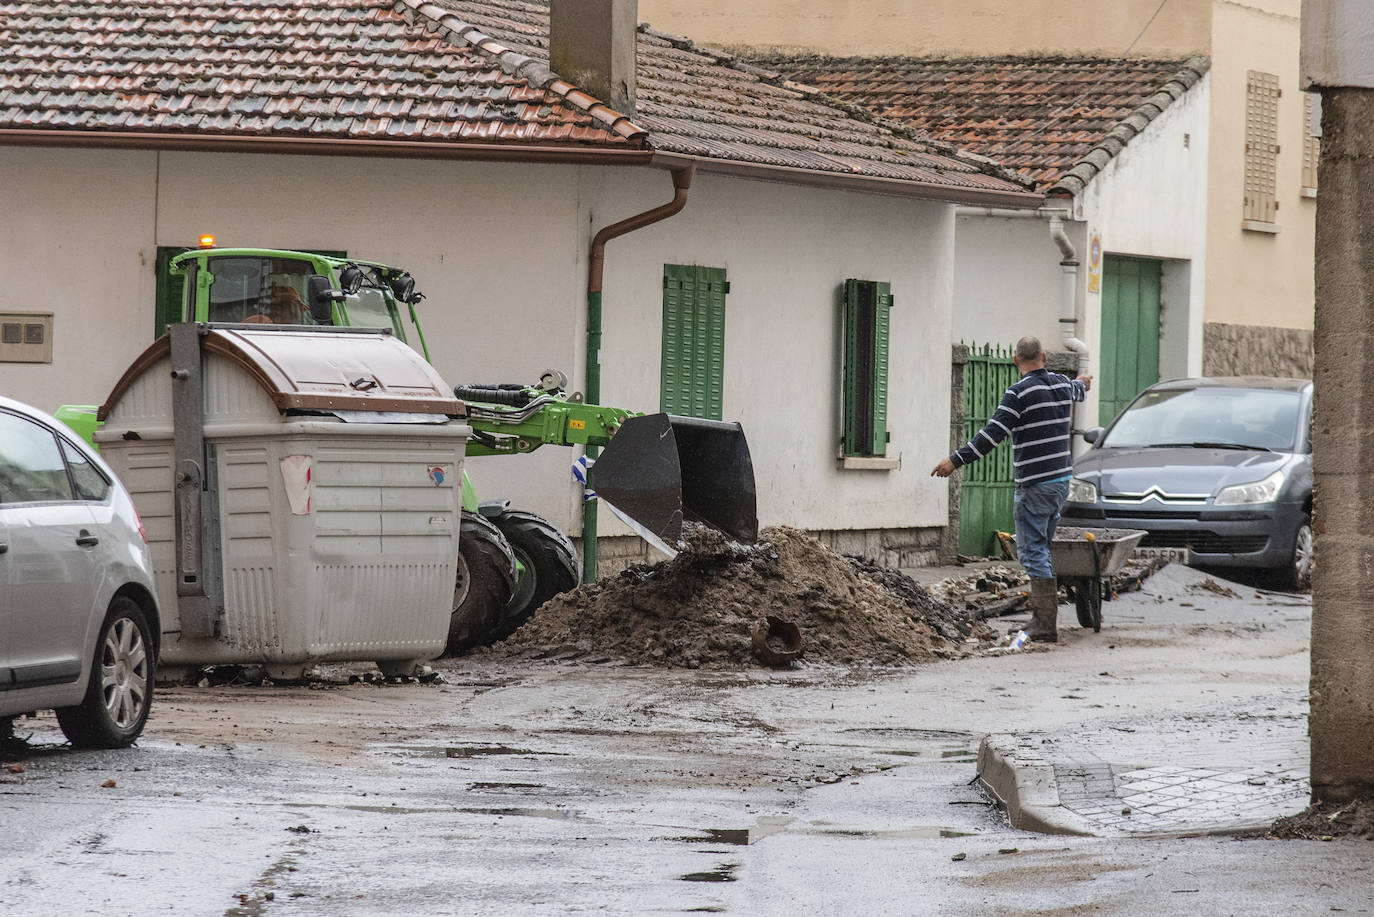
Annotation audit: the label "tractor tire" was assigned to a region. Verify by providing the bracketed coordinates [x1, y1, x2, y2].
[446, 511, 517, 655]
[489, 511, 580, 640]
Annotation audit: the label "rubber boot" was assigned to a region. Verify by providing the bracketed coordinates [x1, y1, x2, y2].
[1028, 577, 1059, 643]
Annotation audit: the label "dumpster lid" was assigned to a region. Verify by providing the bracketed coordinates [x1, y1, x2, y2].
[100, 324, 465, 421]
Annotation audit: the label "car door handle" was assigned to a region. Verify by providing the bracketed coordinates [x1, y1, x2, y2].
[75, 530, 99, 547]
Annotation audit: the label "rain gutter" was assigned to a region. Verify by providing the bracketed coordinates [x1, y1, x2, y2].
[0, 129, 656, 165]
[581, 164, 695, 582]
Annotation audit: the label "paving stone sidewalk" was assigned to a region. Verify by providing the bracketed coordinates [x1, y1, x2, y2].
[978, 704, 1310, 837]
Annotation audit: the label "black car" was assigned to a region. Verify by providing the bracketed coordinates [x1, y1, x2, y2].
[1062, 377, 1313, 589]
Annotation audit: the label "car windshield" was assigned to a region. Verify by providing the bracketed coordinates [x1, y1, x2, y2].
[1103, 387, 1302, 451]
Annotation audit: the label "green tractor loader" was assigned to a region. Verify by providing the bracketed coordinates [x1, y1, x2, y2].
[61, 246, 757, 654]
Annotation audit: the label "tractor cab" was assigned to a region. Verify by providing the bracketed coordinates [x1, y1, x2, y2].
[169, 247, 431, 360]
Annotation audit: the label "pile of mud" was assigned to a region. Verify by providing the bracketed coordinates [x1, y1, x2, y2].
[490, 526, 998, 668]
[1271, 798, 1374, 840]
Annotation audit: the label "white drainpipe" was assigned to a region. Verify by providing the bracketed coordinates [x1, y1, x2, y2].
[1046, 215, 1089, 376]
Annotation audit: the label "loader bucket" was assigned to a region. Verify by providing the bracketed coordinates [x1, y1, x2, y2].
[590, 413, 758, 547]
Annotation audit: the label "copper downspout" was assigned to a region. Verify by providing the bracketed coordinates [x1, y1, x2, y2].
[581, 164, 694, 581]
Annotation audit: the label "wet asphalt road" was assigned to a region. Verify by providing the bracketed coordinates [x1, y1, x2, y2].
[1, 564, 1369, 916]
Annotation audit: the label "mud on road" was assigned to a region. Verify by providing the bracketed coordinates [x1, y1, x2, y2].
[3, 562, 1368, 915]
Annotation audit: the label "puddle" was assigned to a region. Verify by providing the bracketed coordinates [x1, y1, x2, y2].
[679, 864, 738, 883]
[384, 744, 563, 759]
[674, 816, 793, 846]
[457, 807, 579, 821]
[877, 748, 978, 761]
[468, 782, 546, 791]
[869, 826, 973, 839]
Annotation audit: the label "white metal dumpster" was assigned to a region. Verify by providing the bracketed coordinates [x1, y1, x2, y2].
[95, 324, 470, 678]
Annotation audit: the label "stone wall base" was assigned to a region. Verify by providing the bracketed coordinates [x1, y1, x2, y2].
[1203, 322, 1313, 379]
[575, 526, 947, 578]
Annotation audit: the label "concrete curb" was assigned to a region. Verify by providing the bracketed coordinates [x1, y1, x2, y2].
[976, 733, 1099, 837]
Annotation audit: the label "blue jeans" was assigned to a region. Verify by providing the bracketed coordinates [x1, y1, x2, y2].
[1014, 478, 1070, 579]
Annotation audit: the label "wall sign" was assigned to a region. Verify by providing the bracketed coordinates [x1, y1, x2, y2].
[1087, 233, 1103, 293]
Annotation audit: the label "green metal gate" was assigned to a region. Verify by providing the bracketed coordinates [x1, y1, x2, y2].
[958, 344, 1018, 557]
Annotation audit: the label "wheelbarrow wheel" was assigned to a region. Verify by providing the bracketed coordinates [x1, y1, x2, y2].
[1073, 579, 1102, 632]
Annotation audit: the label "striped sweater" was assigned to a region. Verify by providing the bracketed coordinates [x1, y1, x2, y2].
[951, 368, 1087, 485]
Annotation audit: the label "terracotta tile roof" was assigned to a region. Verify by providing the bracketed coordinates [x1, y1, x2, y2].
[0, 0, 1038, 203]
[406, 0, 1035, 201]
[761, 56, 1210, 194]
[0, 0, 638, 147]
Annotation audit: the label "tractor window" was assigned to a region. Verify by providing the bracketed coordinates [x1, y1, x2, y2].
[342, 287, 400, 335]
[206, 257, 318, 325]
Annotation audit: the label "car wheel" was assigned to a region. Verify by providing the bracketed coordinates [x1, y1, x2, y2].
[446, 511, 517, 655]
[489, 511, 580, 641]
[55, 596, 155, 749]
[1284, 516, 1314, 591]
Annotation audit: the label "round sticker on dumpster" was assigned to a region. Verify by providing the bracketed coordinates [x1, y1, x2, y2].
[428, 466, 450, 486]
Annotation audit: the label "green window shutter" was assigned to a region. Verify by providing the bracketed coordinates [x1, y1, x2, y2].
[841, 279, 892, 457]
[154, 246, 192, 338]
[661, 264, 727, 421]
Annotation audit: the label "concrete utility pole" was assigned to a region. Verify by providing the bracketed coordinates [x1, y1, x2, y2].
[1301, 0, 1374, 804]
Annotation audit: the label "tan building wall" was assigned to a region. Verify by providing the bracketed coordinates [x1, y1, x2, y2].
[1204, 0, 1314, 331]
[639, 0, 1212, 57]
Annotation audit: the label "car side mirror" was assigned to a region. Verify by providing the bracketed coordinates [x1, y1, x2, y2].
[306, 275, 342, 323]
[1082, 426, 1104, 445]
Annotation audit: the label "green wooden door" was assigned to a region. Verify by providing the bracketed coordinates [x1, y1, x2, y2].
[1099, 255, 1162, 426]
[661, 264, 728, 420]
[957, 344, 1019, 557]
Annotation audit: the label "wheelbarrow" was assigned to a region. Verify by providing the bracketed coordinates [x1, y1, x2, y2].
[998, 526, 1148, 632]
[1048, 527, 1148, 632]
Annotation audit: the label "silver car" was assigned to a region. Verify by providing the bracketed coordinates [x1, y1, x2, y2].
[1063, 378, 1313, 589]
[1, 396, 159, 747]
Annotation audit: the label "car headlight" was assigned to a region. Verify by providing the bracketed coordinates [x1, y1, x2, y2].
[1067, 477, 1097, 503]
[1214, 468, 1286, 506]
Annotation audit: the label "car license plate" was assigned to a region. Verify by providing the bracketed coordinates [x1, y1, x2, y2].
[1134, 546, 1191, 565]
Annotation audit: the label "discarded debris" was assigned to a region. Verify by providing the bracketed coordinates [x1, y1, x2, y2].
[101, 779, 117, 789]
[1193, 578, 1243, 599]
[1271, 797, 1374, 840]
[751, 616, 804, 667]
[492, 525, 999, 668]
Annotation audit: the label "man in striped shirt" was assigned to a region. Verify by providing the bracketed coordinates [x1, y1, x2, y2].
[932, 336, 1092, 643]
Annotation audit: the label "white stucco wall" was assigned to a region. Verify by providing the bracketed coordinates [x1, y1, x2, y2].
[0, 147, 160, 413]
[0, 145, 958, 537]
[951, 214, 1068, 351]
[587, 168, 956, 534]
